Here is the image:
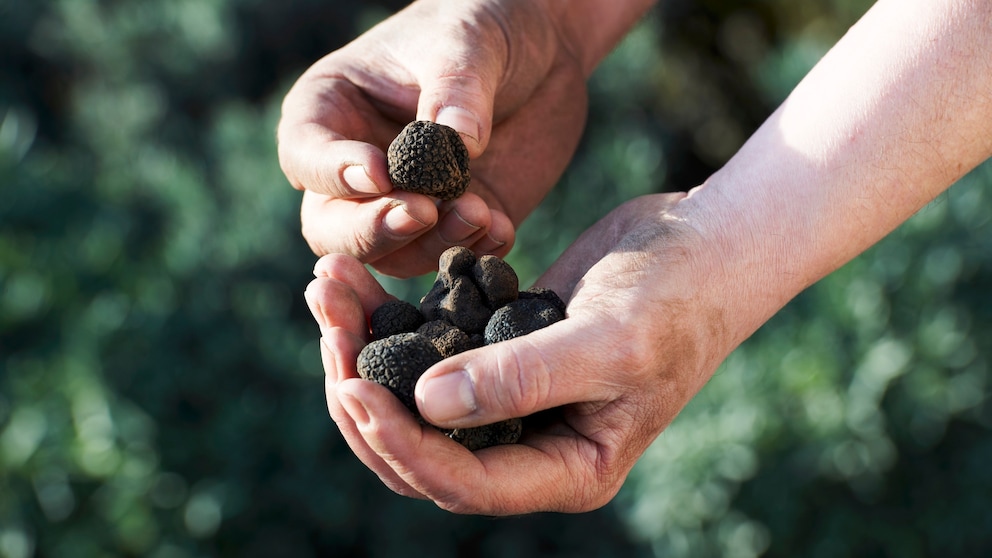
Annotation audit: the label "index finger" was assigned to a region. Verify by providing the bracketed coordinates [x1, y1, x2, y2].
[278, 68, 399, 199]
[278, 124, 393, 199]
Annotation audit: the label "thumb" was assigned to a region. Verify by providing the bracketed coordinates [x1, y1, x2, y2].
[414, 318, 618, 428]
[416, 65, 498, 158]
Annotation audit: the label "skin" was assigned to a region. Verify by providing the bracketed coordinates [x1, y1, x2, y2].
[279, 0, 653, 278]
[297, 0, 992, 515]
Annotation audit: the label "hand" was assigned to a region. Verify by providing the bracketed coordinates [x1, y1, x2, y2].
[303, 0, 992, 515]
[279, 0, 589, 278]
[304, 192, 745, 514]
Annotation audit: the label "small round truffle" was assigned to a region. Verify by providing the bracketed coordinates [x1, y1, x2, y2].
[387, 121, 470, 201]
[449, 418, 523, 451]
[518, 287, 567, 317]
[484, 298, 565, 345]
[356, 333, 443, 413]
[370, 299, 425, 340]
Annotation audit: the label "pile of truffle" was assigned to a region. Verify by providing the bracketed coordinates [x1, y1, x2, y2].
[357, 246, 566, 451]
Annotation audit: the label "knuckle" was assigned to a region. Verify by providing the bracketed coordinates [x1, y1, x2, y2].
[349, 228, 380, 263]
[426, 483, 492, 515]
[301, 215, 381, 263]
[432, 494, 478, 515]
[491, 341, 551, 416]
[607, 325, 655, 378]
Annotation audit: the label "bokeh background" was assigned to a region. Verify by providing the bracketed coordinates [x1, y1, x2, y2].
[4, 0, 992, 556]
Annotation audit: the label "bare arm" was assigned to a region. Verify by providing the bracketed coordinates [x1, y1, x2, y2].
[677, 0, 992, 349]
[308, 0, 992, 515]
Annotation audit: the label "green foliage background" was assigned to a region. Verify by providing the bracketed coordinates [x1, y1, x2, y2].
[3, 1, 992, 557]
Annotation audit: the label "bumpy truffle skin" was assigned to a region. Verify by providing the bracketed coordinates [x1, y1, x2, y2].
[484, 298, 565, 345]
[356, 333, 443, 413]
[416, 320, 475, 358]
[518, 287, 567, 317]
[449, 418, 523, 451]
[356, 248, 565, 451]
[472, 255, 519, 310]
[370, 299, 425, 340]
[387, 121, 470, 201]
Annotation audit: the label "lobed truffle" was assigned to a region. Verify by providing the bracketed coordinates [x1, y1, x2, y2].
[437, 245, 477, 279]
[386, 121, 471, 201]
[421, 275, 491, 333]
[420, 246, 521, 334]
[472, 255, 519, 310]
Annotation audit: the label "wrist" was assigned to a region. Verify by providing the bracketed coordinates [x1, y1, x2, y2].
[669, 0, 992, 344]
[666, 180, 810, 352]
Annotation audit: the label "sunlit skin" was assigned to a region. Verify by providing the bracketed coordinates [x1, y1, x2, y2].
[279, 0, 654, 278]
[294, 0, 992, 514]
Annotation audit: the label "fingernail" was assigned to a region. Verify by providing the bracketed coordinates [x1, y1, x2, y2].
[343, 165, 382, 195]
[383, 203, 429, 237]
[435, 106, 481, 147]
[438, 208, 482, 244]
[340, 391, 371, 428]
[419, 371, 477, 423]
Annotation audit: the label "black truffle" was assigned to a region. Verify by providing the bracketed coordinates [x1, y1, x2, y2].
[387, 121, 470, 201]
[472, 255, 519, 310]
[356, 333, 443, 413]
[420, 247, 522, 334]
[421, 248, 496, 333]
[416, 320, 478, 358]
[518, 287, 567, 317]
[423, 275, 491, 333]
[484, 298, 565, 345]
[370, 299, 425, 340]
[354, 248, 566, 452]
[438, 245, 477, 279]
[449, 418, 523, 451]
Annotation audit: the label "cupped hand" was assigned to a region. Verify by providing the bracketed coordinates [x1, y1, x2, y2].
[304, 192, 748, 514]
[280, 0, 589, 278]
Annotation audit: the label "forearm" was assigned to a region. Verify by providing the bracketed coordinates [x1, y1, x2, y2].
[677, 0, 992, 342]
[541, 0, 658, 76]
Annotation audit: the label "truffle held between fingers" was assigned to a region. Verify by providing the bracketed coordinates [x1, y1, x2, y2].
[386, 121, 471, 200]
